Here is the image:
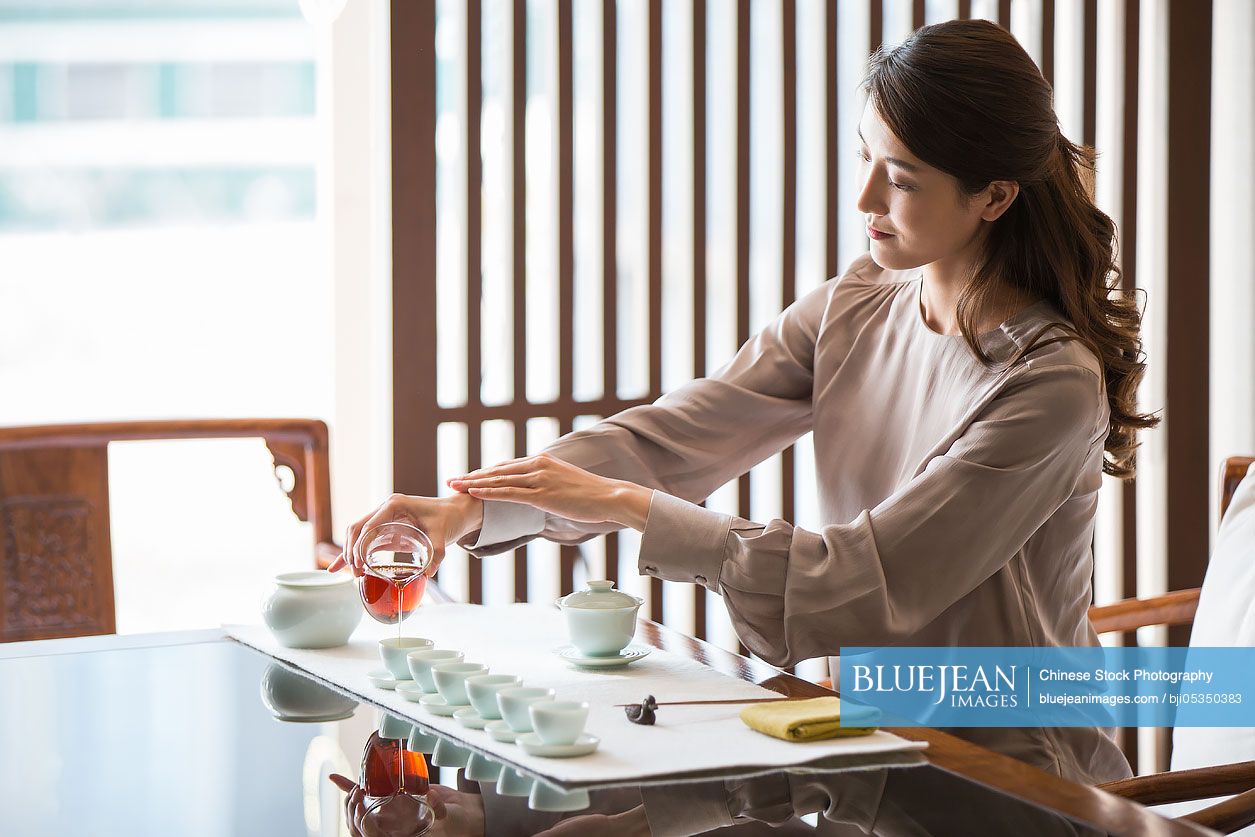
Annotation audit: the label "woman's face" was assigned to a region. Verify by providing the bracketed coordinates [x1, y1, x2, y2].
[855, 102, 990, 272]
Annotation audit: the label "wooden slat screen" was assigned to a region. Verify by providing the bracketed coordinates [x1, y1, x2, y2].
[391, 0, 1214, 735]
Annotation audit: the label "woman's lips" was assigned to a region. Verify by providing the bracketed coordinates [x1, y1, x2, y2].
[867, 226, 894, 241]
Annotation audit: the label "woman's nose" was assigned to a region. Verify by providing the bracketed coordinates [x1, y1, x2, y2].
[855, 167, 888, 217]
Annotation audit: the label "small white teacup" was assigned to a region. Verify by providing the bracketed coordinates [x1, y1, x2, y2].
[497, 766, 534, 797]
[379, 637, 434, 679]
[407, 649, 463, 693]
[529, 700, 589, 746]
[431, 738, 470, 769]
[407, 727, 440, 754]
[465, 674, 522, 720]
[529, 782, 591, 813]
[464, 752, 501, 782]
[378, 713, 414, 741]
[432, 662, 489, 706]
[497, 686, 555, 733]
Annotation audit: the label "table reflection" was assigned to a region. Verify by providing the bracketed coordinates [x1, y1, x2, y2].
[329, 728, 433, 836]
[261, 662, 1110, 836]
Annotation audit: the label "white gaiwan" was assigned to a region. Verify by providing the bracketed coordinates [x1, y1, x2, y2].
[262, 571, 362, 649]
[556, 580, 644, 657]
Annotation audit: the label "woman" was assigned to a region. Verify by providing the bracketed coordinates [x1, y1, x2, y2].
[331, 19, 1154, 797]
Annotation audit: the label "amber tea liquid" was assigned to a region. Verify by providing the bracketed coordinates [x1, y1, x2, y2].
[360, 563, 426, 625]
[362, 731, 430, 797]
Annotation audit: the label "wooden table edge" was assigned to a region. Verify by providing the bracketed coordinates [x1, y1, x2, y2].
[638, 619, 1215, 837]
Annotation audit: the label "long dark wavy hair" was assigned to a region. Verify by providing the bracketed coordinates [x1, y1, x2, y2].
[864, 19, 1158, 478]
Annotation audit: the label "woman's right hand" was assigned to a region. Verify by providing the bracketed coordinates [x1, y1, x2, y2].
[328, 492, 483, 577]
[329, 775, 485, 837]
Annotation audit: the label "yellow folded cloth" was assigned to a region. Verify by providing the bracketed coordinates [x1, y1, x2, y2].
[740, 697, 879, 742]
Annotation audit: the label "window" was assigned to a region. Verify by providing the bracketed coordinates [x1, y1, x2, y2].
[0, 0, 330, 632]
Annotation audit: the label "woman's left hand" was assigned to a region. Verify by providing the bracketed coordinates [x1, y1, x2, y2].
[447, 454, 652, 532]
[535, 805, 650, 836]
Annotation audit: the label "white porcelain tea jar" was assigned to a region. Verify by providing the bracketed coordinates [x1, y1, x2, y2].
[262, 571, 362, 649]
[260, 662, 358, 722]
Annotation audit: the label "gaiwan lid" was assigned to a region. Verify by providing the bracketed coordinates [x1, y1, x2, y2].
[558, 579, 641, 610]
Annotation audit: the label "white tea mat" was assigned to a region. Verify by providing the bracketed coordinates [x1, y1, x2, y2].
[226, 603, 926, 789]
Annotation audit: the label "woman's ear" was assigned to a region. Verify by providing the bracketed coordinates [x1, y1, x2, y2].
[980, 180, 1020, 222]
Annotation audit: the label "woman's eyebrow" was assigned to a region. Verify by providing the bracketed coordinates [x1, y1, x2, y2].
[857, 129, 922, 173]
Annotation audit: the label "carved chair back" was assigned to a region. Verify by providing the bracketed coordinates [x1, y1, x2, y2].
[0, 419, 336, 642]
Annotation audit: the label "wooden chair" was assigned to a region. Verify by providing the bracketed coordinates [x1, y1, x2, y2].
[812, 457, 1255, 830]
[1090, 455, 1255, 834]
[0, 419, 340, 643]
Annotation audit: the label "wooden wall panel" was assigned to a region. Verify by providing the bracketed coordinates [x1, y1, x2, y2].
[388, 1, 1209, 684]
[1164, 0, 1213, 646]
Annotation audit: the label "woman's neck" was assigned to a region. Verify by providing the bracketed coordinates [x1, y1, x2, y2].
[920, 252, 1039, 336]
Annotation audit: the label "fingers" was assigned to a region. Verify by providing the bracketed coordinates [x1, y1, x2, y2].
[328, 774, 367, 837]
[448, 471, 533, 491]
[328, 773, 356, 793]
[457, 471, 543, 503]
[347, 495, 415, 575]
[328, 528, 355, 573]
[338, 493, 462, 579]
[451, 473, 539, 491]
[423, 541, 447, 578]
[342, 513, 375, 577]
[328, 521, 363, 574]
[465, 486, 537, 501]
[454, 455, 533, 481]
[427, 788, 448, 820]
[449, 454, 552, 486]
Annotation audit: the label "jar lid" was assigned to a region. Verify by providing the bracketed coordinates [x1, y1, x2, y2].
[276, 571, 353, 587]
[557, 580, 641, 610]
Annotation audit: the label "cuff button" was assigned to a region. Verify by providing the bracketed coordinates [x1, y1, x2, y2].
[694, 574, 707, 585]
[644, 565, 657, 574]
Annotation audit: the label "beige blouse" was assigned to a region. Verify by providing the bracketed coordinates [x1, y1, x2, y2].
[461, 253, 1133, 795]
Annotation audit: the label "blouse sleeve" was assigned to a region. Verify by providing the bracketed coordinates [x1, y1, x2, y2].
[457, 280, 831, 556]
[637, 362, 1105, 665]
[639, 770, 889, 836]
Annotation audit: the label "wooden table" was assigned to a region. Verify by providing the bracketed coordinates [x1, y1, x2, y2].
[639, 620, 1212, 836]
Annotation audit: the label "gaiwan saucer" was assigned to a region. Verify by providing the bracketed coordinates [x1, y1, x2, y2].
[395, 681, 427, 703]
[486, 719, 519, 743]
[454, 707, 488, 729]
[367, 669, 401, 690]
[420, 693, 461, 717]
[517, 732, 600, 758]
[555, 645, 652, 669]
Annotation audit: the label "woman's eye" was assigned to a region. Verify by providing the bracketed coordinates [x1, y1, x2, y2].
[858, 148, 914, 191]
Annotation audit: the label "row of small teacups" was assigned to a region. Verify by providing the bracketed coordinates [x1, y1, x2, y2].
[374, 637, 595, 754]
[380, 714, 591, 812]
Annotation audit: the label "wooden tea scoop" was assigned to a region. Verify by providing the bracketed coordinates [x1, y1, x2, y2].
[620, 693, 799, 725]
[615, 696, 797, 708]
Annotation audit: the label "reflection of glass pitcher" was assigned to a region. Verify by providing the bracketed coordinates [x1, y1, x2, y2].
[350, 730, 434, 836]
[358, 522, 433, 625]
[362, 731, 429, 798]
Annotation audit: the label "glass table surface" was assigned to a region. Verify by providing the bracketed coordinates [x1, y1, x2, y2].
[0, 635, 1191, 837]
